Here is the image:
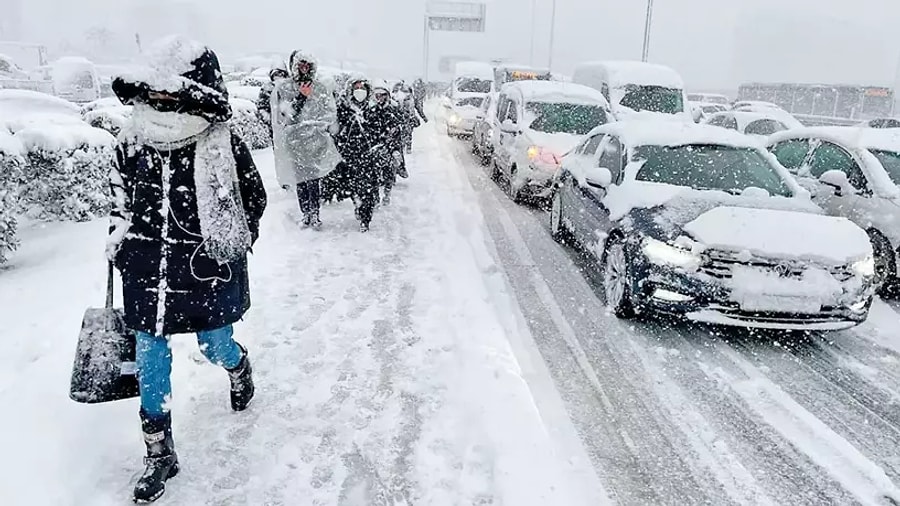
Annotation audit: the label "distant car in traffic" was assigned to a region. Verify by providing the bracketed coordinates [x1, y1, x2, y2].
[705, 110, 798, 140]
[689, 101, 728, 123]
[768, 127, 900, 292]
[572, 61, 691, 122]
[687, 92, 730, 105]
[471, 92, 498, 164]
[859, 118, 900, 129]
[491, 80, 612, 203]
[445, 95, 485, 137]
[550, 121, 875, 330]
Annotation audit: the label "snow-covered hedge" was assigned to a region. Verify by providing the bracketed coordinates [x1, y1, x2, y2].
[0, 131, 24, 264]
[13, 125, 115, 222]
[230, 98, 271, 150]
[84, 106, 131, 137]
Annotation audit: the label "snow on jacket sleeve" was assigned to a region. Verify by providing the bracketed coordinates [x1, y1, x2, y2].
[231, 132, 267, 245]
[107, 146, 132, 263]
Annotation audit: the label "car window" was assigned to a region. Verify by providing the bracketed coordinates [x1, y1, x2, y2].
[634, 144, 793, 197]
[505, 99, 519, 123]
[808, 141, 868, 190]
[722, 116, 738, 130]
[597, 137, 623, 183]
[496, 95, 509, 121]
[481, 95, 492, 114]
[580, 134, 604, 156]
[619, 85, 684, 114]
[868, 150, 900, 185]
[770, 139, 811, 170]
[707, 115, 725, 127]
[745, 119, 787, 136]
[525, 102, 609, 135]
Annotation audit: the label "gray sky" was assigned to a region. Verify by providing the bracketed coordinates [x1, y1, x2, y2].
[10, 0, 900, 90]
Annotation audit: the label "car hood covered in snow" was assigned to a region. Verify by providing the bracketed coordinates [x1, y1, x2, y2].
[681, 206, 871, 265]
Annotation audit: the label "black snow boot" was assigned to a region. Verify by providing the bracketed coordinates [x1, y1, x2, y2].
[309, 211, 322, 231]
[133, 410, 179, 504]
[227, 344, 255, 411]
[301, 212, 312, 228]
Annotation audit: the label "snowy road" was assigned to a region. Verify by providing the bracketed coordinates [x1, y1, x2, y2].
[5, 122, 900, 505]
[435, 128, 900, 506]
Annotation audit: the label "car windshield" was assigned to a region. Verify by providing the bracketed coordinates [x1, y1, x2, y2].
[634, 144, 793, 197]
[456, 97, 484, 108]
[870, 150, 900, 185]
[456, 78, 491, 94]
[619, 84, 684, 114]
[525, 101, 608, 135]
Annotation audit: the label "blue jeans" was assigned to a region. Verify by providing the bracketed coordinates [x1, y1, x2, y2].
[135, 325, 243, 416]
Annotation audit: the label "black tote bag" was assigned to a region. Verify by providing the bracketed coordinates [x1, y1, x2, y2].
[69, 262, 140, 404]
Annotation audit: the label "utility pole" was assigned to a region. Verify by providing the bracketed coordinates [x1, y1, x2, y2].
[548, 0, 558, 71]
[641, 0, 654, 62]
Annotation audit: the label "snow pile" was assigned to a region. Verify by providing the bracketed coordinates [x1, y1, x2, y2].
[591, 121, 761, 150]
[0, 132, 24, 264]
[229, 97, 270, 149]
[84, 106, 132, 137]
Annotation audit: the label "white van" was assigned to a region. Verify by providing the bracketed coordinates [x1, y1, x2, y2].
[51, 57, 101, 104]
[444, 61, 495, 136]
[572, 61, 690, 122]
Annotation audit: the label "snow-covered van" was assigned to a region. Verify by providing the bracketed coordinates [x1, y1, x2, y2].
[572, 61, 691, 122]
[445, 61, 494, 136]
[50, 57, 101, 103]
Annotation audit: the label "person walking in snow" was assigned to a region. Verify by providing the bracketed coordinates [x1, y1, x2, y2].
[257, 65, 289, 136]
[393, 81, 427, 154]
[271, 51, 341, 230]
[335, 76, 382, 232]
[369, 80, 406, 205]
[108, 36, 267, 504]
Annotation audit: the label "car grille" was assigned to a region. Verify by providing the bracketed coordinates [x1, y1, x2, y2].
[699, 250, 853, 282]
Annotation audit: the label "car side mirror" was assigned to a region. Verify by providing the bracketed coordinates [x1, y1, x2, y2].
[585, 167, 613, 188]
[819, 169, 853, 197]
[500, 120, 520, 134]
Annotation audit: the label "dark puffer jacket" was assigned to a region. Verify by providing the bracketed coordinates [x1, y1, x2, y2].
[110, 43, 267, 336]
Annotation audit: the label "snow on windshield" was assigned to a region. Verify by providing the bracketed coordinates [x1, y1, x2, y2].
[526, 101, 609, 135]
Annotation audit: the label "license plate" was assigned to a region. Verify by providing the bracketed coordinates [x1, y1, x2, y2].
[739, 295, 821, 314]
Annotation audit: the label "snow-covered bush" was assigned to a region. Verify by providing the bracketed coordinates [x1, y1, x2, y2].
[230, 98, 271, 150]
[13, 125, 115, 221]
[0, 131, 24, 264]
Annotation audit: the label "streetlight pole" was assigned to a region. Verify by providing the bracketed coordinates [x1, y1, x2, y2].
[548, 0, 558, 71]
[641, 0, 654, 62]
[529, 0, 538, 65]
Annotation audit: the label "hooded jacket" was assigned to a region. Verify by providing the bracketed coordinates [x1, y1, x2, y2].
[109, 37, 267, 336]
[271, 50, 341, 185]
[335, 77, 378, 165]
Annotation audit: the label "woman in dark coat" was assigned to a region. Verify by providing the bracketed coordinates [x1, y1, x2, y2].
[335, 76, 382, 232]
[107, 36, 267, 504]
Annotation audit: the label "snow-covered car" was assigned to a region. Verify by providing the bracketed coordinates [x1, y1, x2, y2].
[81, 97, 131, 136]
[689, 101, 728, 123]
[491, 81, 613, 203]
[705, 110, 798, 140]
[241, 67, 271, 87]
[768, 127, 900, 291]
[859, 118, 900, 129]
[687, 93, 730, 105]
[471, 92, 498, 165]
[733, 100, 783, 111]
[50, 57, 102, 103]
[572, 61, 691, 122]
[0, 53, 29, 80]
[550, 121, 876, 330]
[445, 95, 485, 137]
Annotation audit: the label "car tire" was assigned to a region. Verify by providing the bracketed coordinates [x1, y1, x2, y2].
[870, 230, 897, 296]
[490, 160, 502, 183]
[508, 165, 523, 203]
[550, 191, 573, 245]
[602, 236, 637, 319]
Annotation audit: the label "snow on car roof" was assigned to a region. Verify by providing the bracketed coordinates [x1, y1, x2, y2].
[770, 126, 900, 153]
[710, 110, 795, 130]
[591, 120, 761, 149]
[579, 60, 684, 89]
[501, 81, 610, 107]
[0, 89, 81, 118]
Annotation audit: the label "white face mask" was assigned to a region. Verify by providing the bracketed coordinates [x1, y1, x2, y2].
[132, 104, 211, 145]
[353, 89, 368, 103]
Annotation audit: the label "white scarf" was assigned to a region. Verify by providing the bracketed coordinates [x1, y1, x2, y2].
[131, 104, 212, 149]
[128, 108, 252, 264]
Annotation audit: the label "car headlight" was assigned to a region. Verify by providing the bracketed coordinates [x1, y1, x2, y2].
[527, 146, 560, 168]
[643, 237, 701, 269]
[449, 113, 460, 124]
[851, 255, 875, 277]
